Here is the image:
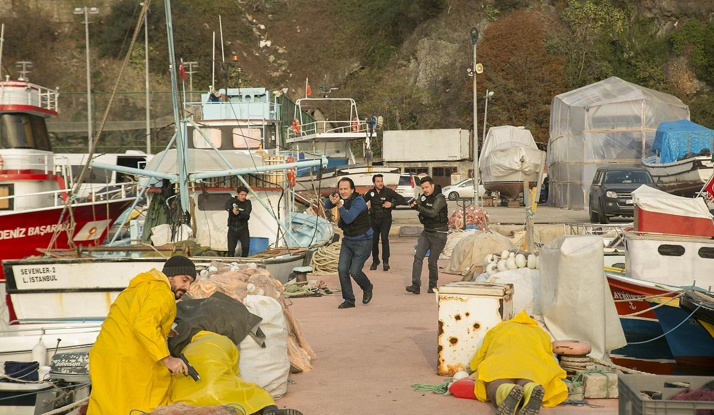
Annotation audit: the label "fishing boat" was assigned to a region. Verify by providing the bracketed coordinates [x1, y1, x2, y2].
[643, 120, 714, 197]
[286, 98, 400, 196]
[479, 125, 544, 200]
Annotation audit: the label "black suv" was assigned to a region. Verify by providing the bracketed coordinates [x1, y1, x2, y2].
[588, 167, 656, 224]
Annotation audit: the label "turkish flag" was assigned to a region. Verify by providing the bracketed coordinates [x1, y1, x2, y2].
[306, 82, 312, 97]
[178, 59, 186, 82]
[704, 173, 714, 202]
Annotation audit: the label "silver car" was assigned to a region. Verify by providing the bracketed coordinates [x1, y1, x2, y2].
[442, 178, 487, 200]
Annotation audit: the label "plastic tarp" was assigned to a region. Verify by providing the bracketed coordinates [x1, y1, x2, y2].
[651, 119, 714, 164]
[444, 231, 513, 276]
[440, 229, 479, 260]
[547, 77, 690, 210]
[480, 126, 544, 183]
[476, 268, 541, 316]
[632, 185, 713, 219]
[539, 235, 626, 359]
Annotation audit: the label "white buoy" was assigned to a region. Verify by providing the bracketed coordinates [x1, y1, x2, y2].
[515, 254, 527, 268]
[527, 254, 537, 269]
[32, 340, 47, 366]
[199, 269, 209, 278]
[247, 283, 256, 293]
[453, 371, 469, 381]
[485, 254, 493, 264]
[497, 259, 508, 272]
[506, 257, 517, 270]
[501, 250, 510, 259]
[208, 266, 218, 273]
[486, 263, 498, 276]
[509, 252, 515, 259]
[534, 256, 540, 269]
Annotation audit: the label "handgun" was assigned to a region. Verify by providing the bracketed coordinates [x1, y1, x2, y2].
[179, 353, 200, 381]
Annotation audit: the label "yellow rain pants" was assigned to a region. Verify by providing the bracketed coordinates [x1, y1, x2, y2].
[170, 331, 275, 414]
[469, 310, 568, 408]
[87, 269, 176, 415]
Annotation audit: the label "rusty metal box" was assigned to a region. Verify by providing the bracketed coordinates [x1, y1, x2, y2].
[436, 282, 514, 376]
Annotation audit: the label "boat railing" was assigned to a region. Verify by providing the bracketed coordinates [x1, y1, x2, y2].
[185, 100, 281, 122]
[0, 181, 137, 209]
[0, 82, 59, 113]
[0, 152, 55, 173]
[287, 119, 368, 141]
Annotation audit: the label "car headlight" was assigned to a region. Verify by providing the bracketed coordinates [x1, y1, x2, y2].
[606, 191, 618, 198]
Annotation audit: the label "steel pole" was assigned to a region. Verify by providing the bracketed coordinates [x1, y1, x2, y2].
[144, 6, 151, 154]
[472, 42, 479, 203]
[84, 7, 93, 153]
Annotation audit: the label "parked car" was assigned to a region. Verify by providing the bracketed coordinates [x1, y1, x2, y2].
[588, 167, 656, 224]
[395, 174, 421, 205]
[442, 178, 487, 200]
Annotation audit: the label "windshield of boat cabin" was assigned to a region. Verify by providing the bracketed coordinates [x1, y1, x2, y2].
[604, 171, 653, 184]
[0, 114, 52, 151]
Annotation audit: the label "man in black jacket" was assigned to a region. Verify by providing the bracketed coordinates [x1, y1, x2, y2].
[363, 174, 406, 271]
[225, 186, 252, 257]
[407, 176, 448, 294]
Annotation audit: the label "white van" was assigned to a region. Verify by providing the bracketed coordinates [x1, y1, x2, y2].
[395, 174, 421, 204]
[54, 151, 153, 200]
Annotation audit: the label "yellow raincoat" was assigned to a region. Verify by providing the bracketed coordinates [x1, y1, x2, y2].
[170, 331, 275, 413]
[87, 269, 176, 415]
[469, 310, 568, 408]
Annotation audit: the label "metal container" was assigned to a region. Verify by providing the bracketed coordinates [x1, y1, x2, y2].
[437, 282, 514, 376]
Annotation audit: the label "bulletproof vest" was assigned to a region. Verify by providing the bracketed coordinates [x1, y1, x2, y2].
[367, 187, 392, 221]
[419, 193, 448, 232]
[228, 198, 250, 231]
[338, 192, 371, 237]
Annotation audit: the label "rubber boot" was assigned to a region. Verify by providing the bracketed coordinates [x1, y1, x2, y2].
[518, 383, 545, 415]
[495, 384, 524, 415]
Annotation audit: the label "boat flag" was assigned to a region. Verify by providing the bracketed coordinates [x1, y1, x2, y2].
[179, 59, 187, 82]
[704, 172, 714, 202]
[306, 78, 312, 97]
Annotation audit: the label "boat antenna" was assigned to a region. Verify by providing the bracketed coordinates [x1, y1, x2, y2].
[212, 31, 216, 88]
[0, 24, 5, 80]
[219, 15, 228, 92]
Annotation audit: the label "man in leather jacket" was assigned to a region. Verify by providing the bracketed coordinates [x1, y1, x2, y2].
[406, 176, 448, 294]
[225, 186, 252, 257]
[323, 178, 374, 309]
[363, 174, 406, 271]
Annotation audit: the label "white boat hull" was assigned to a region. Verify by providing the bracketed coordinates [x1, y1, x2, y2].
[643, 156, 714, 197]
[296, 167, 400, 196]
[483, 172, 539, 200]
[0, 322, 101, 362]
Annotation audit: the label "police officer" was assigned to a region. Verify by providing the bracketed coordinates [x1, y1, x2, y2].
[324, 178, 374, 309]
[225, 186, 252, 257]
[406, 176, 448, 294]
[363, 174, 406, 271]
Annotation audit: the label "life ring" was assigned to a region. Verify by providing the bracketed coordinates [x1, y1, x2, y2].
[351, 117, 359, 132]
[552, 340, 592, 356]
[291, 118, 300, 134]
[286, 156, 296, 187]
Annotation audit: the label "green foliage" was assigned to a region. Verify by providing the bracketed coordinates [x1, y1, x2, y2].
[494, 0, 529, 13]
[689, 94, 714, 130]
[668, 20, 714, 87]
[561, 0, 628, 35]
[1, 5, 57, 82]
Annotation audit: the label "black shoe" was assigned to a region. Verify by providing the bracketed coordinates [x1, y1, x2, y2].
[369, 261, 380, 271]
[362, 289, 373, 304]
[383, 262, 390, 271]
[405, 284, 420, 294]
[338, 301, 355, 309]
[427, 287, 436, 294]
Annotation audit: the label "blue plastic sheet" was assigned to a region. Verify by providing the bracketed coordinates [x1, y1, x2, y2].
[651, 119, 714, 164]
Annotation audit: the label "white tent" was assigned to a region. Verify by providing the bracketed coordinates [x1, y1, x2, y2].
[480, 125, 543, 187]
[547, 77, 689, 210]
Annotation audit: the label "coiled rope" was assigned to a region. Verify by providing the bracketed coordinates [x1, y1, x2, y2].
[310, 242, 341, 276]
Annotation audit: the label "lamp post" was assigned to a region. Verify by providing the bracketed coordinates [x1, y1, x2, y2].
[140, 2, 151, 154]
[482, 90, 494, 156]
[74, 6, 99, 152]
[470, 27, 480, 203]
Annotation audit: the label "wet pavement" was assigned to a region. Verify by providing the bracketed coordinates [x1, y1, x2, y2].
[278, 238, 617, 415]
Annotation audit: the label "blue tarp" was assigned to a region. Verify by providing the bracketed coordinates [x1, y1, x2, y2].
[651, 119, 714, 164]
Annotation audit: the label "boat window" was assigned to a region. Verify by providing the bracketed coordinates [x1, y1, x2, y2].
[698, 247, 714, 259]
[604, 171, 653, 184]
[0, 114, 52, 151]
[197, 192, 232, 211]
[233, 127, 262, 149]
[657, 244, 685, 256]
[0, 184, 14, 210]
[193, 128, 222, 149]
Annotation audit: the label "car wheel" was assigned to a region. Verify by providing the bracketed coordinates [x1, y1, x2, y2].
[448, 192, 459, 201]
[598, 207, 610, 224]
[589, 208, 598, 223]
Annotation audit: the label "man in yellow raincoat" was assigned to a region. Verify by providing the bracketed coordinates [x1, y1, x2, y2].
[469, 310, 568, 415]
[87, 256, 197, 415]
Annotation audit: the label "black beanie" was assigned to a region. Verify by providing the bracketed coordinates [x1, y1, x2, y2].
[162, 256, 197, 280]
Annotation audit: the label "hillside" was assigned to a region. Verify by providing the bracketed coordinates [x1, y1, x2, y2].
[1, 0, 713, 153]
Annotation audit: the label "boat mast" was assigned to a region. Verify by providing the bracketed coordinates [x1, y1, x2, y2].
[0, 24, 5, 80]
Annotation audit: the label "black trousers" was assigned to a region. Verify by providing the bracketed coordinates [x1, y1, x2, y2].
[228, 228, 250, 257]
[371, 218, 392, 263]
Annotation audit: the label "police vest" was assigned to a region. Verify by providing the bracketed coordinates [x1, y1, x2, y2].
[338, 193, 371, 237]
[228, 199, 250, 232]
[419, 193, 448, 232]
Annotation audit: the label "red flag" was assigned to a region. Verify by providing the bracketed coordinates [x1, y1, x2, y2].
[703, 173, 714, 202]
[306, 82, 312, 97]
[178, 59, 186, 82]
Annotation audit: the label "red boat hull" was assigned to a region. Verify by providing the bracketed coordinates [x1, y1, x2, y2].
[634, 206, 714, 237]
[0, 199, 133, 281]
